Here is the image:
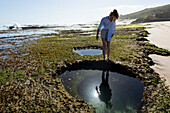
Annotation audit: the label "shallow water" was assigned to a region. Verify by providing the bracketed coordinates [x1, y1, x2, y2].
[0, 28, 59, 58]
[0, 25, 96, 58]
[59, 70, 144, 113]
[73, 49, 102, 55]
[0, 28, 58, 37]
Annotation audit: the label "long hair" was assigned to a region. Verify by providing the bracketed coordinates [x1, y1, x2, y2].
[109, 9, 119, 19]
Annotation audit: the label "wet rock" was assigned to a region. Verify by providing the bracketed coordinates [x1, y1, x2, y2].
[136, 37, 149, 41]
[0, 25, 169, 112]
[25, 80, 31, 85]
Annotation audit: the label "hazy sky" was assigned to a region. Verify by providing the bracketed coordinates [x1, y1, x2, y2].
[0, 0, 169, 25]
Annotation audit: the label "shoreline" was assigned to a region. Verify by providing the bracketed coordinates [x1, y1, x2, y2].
[146, 21, 170, 86]
[149, 54, 170, 86]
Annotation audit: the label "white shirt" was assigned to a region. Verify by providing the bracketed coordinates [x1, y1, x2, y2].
[98, 16, 116, 41]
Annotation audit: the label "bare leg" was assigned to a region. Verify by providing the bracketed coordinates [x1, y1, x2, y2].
[106, 41, 110, 60]
[101, 38, 106, 60]
[102, 70, 105, 82]
[106, 70, 109, 83]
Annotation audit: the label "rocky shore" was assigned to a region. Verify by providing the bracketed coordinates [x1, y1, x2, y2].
[0, 24, 170, 112]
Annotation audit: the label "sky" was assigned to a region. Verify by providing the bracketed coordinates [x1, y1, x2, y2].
[0, 0, 169, 25]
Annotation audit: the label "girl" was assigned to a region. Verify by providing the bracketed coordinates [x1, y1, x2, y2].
[96, 9, 119, 60]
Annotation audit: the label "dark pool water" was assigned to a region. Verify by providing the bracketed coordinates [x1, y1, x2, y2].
[59, 70, 144, 113]
[73, 49, 102, 55]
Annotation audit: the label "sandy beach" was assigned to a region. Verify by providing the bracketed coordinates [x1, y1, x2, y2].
[146, 21, 170, 86]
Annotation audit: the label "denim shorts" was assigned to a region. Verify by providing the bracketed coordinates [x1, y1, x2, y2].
[101, 29, 108, 39]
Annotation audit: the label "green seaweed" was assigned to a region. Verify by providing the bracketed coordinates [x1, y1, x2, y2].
[0, 69, 24, 85]
[0, 24, 170, 112]
[116, 24, 146, 30]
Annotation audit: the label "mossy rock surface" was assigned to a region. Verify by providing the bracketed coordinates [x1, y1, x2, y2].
[0, 24, 170, 112]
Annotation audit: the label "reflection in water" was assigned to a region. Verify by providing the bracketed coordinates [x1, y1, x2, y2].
[59, 70, 144, 113]
[73, 49, 102, 55]
[96, 70, 113, 109]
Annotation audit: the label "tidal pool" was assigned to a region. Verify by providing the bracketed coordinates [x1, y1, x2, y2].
[59, 70, 144, 113]
[73, 49, 102, 55]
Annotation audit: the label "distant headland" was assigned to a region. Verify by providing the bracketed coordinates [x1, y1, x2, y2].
[120, 4, 170, 24]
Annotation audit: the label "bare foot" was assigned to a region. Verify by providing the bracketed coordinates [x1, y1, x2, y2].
[106, 57, 109, 61]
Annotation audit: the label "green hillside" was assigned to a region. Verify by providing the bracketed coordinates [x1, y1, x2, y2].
[120, 4, 170, 23]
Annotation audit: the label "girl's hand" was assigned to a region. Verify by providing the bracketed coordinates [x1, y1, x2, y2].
[96, 35, 99, 40]
[111, 34, 114, 38]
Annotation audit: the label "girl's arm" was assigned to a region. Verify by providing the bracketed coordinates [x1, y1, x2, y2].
[96, 18, 104, 40]
[96, 86, 100, 95]
[96, 29, 100, 40]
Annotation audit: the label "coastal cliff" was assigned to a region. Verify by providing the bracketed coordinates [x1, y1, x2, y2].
[120, 4, 170, 24]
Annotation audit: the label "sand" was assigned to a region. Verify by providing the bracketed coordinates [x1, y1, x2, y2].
[149, 54, 170, 86]
[146, 21, 170, 86]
